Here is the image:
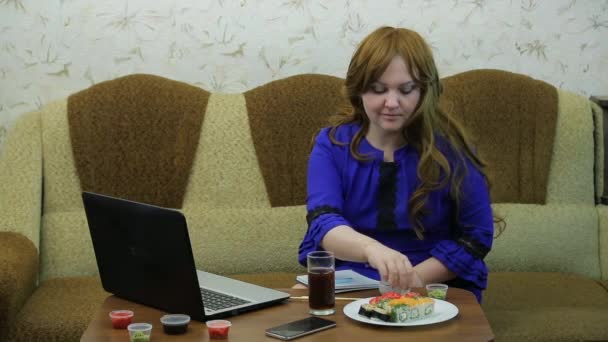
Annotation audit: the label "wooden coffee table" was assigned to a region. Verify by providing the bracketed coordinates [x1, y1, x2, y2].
[81, 287, 494, 341]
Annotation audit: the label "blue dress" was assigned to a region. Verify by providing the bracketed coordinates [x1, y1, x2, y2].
[298, 123, 494, 302]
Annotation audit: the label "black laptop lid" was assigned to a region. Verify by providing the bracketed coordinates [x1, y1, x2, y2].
[82, 191, 206, 321]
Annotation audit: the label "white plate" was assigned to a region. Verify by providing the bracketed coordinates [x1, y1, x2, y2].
[343, 297, 459, 327]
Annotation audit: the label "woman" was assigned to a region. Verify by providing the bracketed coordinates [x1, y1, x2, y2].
[298, 26, 502, 302]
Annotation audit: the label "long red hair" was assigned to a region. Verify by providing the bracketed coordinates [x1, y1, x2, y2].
[327, 26, 503, 239]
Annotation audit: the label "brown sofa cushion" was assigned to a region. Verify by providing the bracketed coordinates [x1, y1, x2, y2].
[68, 74, 210, 208]
[482, 272, 608, 341]
[244, 74, 347, 207]
[8, 276, 108, 342]
[441, 69, 558, 204]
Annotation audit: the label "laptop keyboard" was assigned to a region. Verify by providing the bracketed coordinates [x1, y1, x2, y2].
[201, 288, 251, 311]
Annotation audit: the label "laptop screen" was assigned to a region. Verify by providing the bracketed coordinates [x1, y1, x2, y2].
[83, 191, 206, 321]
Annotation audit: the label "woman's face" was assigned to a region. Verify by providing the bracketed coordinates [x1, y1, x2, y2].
[361, 56, 421, 136]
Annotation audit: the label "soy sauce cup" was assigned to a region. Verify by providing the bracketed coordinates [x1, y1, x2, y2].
[160, 314, 190, 335]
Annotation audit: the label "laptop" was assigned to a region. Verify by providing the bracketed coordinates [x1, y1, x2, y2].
[82, 191, 290, 322]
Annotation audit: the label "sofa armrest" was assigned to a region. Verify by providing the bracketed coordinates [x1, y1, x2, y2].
[0, 232, 38, 341]
[598, 204, 608, 280]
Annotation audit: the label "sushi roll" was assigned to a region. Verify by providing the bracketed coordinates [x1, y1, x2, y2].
[386, 296, 435, 322]
[371, 307, 391, 322]
[376, 299, 394, 311]
[390, 304, 411, 323]
[409, 306, 420, 320]
[424, 303, 434, 315]
[358, 304, 374, 318]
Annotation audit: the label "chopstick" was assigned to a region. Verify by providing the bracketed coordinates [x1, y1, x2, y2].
[289, 296, 360, 301]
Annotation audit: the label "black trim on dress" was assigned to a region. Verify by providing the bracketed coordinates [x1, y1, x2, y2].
[306, 205, 341, 226]
[457, 236, 490, 259]
[377, 162, 398, 231]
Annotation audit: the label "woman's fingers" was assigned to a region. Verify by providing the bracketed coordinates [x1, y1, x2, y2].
[396, 256, 413, 289]
[376, 260, 389, 283]
[380, 249, 412, 289]
[387, 259, 400, 287]
[365, 243, 415, 290]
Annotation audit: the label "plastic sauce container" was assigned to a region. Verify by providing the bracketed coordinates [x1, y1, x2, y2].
[160, 314, 190, 335]
[109, 310, 134, 329]
[378, 281, 410, 295]
[127, 323, 152, 342]
[206, 319, 232, 339]
[426, 283, 449, 300]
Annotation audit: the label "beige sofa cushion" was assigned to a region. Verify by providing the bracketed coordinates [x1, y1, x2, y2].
[545, 90, 596, 204]
[182, 93, 271, 209]
[39, 211, 96, 280]
[0, 110, 42, 248]
[185, 207, 307, 275]
[41, 100, 83, 214]
[488, 204, 600, 278]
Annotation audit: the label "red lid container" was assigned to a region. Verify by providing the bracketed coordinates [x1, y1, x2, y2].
[206, 319, 232, 339]
[109, 310, 134, 329]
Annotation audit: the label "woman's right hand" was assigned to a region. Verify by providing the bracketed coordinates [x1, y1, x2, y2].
[363, 241, 416, 290]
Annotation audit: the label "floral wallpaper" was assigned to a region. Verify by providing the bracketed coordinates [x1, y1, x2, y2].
[0, 0, 607, 150]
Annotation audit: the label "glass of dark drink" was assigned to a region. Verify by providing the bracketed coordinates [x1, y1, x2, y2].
[307, 251, 335, 315]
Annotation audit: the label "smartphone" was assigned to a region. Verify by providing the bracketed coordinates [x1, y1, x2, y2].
[265, 316, 336, 340]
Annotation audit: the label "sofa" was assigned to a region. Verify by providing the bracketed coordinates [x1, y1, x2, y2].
[1, 70, 607, 341]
